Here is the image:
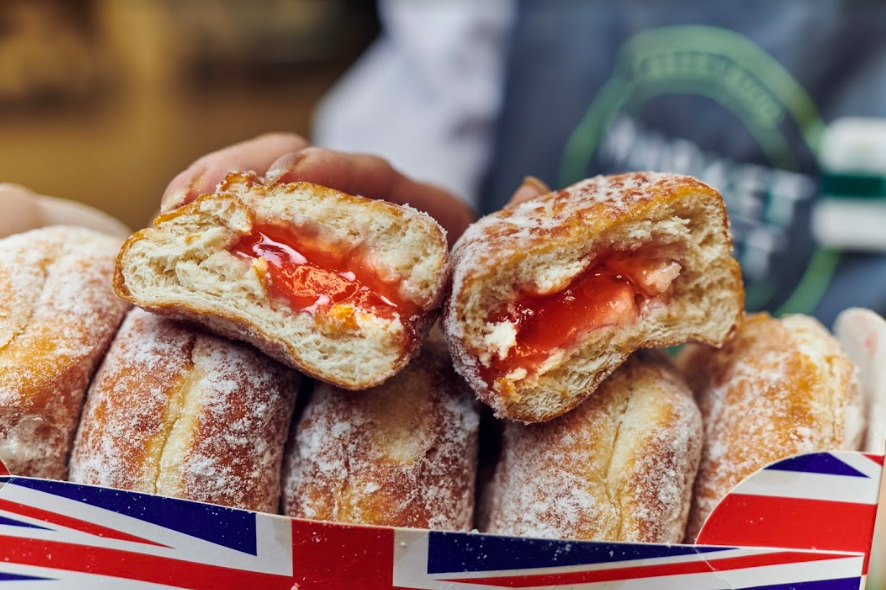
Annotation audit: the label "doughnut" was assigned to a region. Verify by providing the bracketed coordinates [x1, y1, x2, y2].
[680, 313, 864, 539]
[834, 307, 886, 453]
[483, 352, 703, 543]
[114, 172, 449, 390]
[282, 335, 479, 529]
[69, 308, 299, 512]
[444, 172, 743, 422]
[0, 226, 128, 478]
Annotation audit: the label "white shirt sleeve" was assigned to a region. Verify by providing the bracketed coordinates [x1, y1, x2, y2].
[312, 0, 515, 207]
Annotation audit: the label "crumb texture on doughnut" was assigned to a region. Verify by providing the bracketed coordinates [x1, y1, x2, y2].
[0, 226, 128, 478]
[69, 308, 299, 512]
[681, 313, 863, 540]
[444, 172, 743, 423]
[115, 173, 449, 390]
[282, 335, 480, 530]
[483, 352, 703, 543]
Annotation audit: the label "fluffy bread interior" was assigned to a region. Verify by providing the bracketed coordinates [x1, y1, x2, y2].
[448, 174, 743, 422]
[116, 174, 449, 389]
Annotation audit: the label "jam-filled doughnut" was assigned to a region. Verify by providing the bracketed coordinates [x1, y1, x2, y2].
[114, 172, 449, 390]
[70, 308, 299, 512]
[444, 172, 743, 423]
[282, 334, 480, 530]
[482, 352, 703, 543]
[679, 313, 864, 540]
[0, 226, 129, 478]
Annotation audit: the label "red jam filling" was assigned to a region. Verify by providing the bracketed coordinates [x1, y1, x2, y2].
[480, 253, 678, 385]
[229, 224, 418, 328]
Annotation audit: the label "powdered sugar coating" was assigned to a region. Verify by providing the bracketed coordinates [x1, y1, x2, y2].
[447, 172, 693, 334]
[0, 226, 128, 478]
[483, 352, 702, 543]
[682, 313, 863, 539]
[70, 309, 299, 512]
[283, 336, 480, 530]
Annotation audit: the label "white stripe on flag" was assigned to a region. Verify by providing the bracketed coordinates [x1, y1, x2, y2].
[0, 481, 293, 575]
[733, 468, 879, 504]
[410, 555, 863, 590]
[391, 530, 861, 590]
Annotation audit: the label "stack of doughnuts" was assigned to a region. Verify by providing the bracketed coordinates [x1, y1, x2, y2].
[0, 170, 872, 546]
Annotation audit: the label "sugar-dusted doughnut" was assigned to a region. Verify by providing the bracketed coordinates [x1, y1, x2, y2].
[0, 226, 128, 478]
[483, 352, 703, 542]
[70, 308, 299, 512]
[282, 335, 479, 529]
[444, 172, 742, 422]
[681, 313, 864, 539]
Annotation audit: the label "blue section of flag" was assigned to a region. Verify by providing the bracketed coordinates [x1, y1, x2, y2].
[740, 577, 860, 590]
[0, 570, 52, 582]
[0, 515, 49, 530]
[767, 453, 867, 478]
[426, 532, 729, 574]
[8, 478, 258, 555]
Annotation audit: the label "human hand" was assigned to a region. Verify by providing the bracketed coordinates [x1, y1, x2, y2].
[0, 183, 130, 239]
[507, 176, 552, 207]
[162, 133, 476, 245]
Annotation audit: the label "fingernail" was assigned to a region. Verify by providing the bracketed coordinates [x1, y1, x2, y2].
[187, 167, 206, 195]
[510, 176, 551, 205]
[266, 152, 306, 183]
[522, 176, 551, 194]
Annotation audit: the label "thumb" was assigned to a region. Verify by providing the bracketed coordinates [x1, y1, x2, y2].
[508, 176, 551, 206]
[0, 184, 42, 238]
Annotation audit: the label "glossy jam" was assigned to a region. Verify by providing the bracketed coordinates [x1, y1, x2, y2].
[481, 254, 675, 384]
[230, 225, 416, 323]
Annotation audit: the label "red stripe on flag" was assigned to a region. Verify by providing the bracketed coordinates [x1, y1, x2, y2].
[864, 454, 884, 466]
[0, 498, 166, 547]
[0, 536, 294, 589]
[440, 551, 846, 587]
[697, 495, 877, 573]
[0, 461, 10, 477]
[290, 519, 403, 590]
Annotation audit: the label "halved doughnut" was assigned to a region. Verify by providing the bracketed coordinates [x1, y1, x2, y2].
[444, 172, 743, 422]
[115, 173, 449, 389]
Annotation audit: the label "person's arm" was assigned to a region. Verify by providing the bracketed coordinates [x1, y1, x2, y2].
[313, 0, 515, 207]
[0, 183, 130, 239]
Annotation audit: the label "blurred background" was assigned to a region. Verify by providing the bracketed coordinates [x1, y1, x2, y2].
[4, 0, 885, 325]
[0, 0, 377, 228]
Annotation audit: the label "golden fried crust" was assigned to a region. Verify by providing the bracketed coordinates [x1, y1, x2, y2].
[69, 308, 299, 512]
[460, 173, 722, 256]
[681, 313, 863, 539]
[484, 351, 703, 543]
[0, 226, 129, 479]
[114, 173, 449, 390]
[282, 335, 480, 530]
[449, 173, 732, 288]
[444, 172, 743, 423]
